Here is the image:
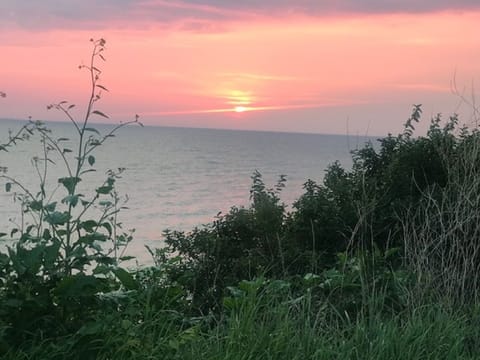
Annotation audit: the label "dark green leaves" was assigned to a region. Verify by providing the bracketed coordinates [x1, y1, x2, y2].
[58, 177, 81, 194]
[88, 155, 95, 166]
[44, 202, 57, 212]
[112, 267, 138, 290]
[54, 274, 104, 298]
[45, 211, 71, 225]
[62, 194, 80, 207]
[29, 200, 43, 211]
[96, 185, 113, 194]
[5, 182, 11, 192]
[79, 220, 98, 233]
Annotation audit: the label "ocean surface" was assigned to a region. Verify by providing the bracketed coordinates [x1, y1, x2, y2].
[0, 120, 375, 263]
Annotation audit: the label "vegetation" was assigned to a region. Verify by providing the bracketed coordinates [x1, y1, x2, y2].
[2, 40, 480, 358]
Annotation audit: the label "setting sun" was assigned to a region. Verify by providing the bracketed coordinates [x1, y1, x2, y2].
[234, 106, 248, 113]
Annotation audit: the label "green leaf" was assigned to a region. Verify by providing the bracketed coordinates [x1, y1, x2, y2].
[96, 185, 112, 194]
[29, 200, 43, 211]
[58, 177, 81, 194]
[88, 155, 95, 166]
[44, 202, 57, 212]
[101, 222, 112, 236]
[5, 182, 11, 192]
[78, 322, 103, 336]
[112, 267, 138, 290]
[79, 220, 98, 233]
[79, 232, 108, 245]
[42, 228, 52, 240]
[56, 229, 68, 236]
[44, 242, 61, 267]
[62, 195, 79, 207]
[119, 256, 135, 261]
[92, 110, 109, 119]
[55, 274, 103, 298]
[45, 211, 70, 225]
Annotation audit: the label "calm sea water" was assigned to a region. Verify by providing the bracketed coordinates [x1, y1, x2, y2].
[0, 120, 374, 262]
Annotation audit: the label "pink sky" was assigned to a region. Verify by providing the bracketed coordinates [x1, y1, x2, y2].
[1, 1, 480, 135]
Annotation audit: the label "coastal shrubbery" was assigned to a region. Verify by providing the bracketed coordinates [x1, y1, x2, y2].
[2, 40, 480, 358]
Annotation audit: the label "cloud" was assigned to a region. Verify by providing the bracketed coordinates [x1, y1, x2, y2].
[1, 0, 480, 31]
[185, 0, 480, 15]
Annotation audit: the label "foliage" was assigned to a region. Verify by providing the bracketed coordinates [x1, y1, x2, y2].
[155, 104, 480, 314]
[0, 39, 141, 352]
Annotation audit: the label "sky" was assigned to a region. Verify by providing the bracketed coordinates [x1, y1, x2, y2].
[1, 1, 480, 135]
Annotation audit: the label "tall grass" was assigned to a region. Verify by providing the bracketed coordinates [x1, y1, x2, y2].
[147, 292, 474, 359]
[402, 129, 480, 307]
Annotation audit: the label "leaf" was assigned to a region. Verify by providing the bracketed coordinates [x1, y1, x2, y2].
[119, 256, 135, 261]
[0, 232, 7, 238]
[101, 222, 112, 237]
[5, 182, 11, 192]
[78, 322, 103, 336]
[44, 202, 57, 212]
[63, 148, 72, 153]
[57, 137, 70, 142]
[54, 274, 102, 298]
[79, 232, 108, 245]
[92, 110, 109, 119]
[58, 177, 81, 194]
[68, 104, 76, 110]
[62, 195, 79, 207]
[79, 220, 98, 233]
[44, 242, 61, 266]
[88, 155, 95, 166]
[29, 200, 43, 211]
[112, 267, 138, 290]
[45, 211, 71, 225]
[96, 185, 112, 195]
[42, 228, 52, 240]
[96, 84, 109, 92]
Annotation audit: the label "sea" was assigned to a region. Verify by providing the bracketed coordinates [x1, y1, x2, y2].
[0, 119, 375, 263]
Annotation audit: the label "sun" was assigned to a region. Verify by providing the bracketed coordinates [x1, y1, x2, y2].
[234, 106, 247, 113]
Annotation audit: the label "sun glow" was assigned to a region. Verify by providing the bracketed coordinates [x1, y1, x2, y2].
[234, 106, 248, 113]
